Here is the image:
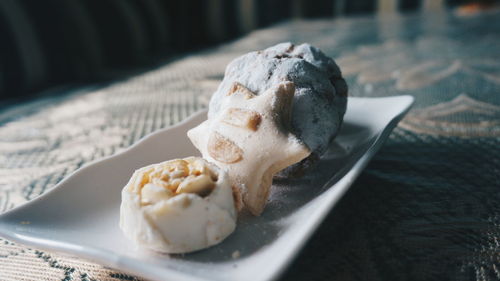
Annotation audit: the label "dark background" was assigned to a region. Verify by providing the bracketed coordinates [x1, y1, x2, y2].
[0, 0, 492, 104]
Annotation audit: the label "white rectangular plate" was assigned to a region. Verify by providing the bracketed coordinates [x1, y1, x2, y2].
[0, 96, 413, 281]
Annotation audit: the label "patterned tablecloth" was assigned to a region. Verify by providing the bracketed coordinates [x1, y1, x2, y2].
[1, 10, 500, 281]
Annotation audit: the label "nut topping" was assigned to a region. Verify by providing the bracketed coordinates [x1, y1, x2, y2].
[227, 82, 256, 99]
[221, 108, 262, 131]
[137, 158, 220, 204]
[208, 132, 243, 163]
[176, 174, 215, 197]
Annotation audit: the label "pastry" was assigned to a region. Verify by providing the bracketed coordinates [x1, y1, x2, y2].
[120, 43, 348, 253]
[208, 42, 347, 176]
[119, 157, 237, 253]
[188, 82, 310, 216]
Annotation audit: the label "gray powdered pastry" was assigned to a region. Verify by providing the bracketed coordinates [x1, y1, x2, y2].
[208, 42, 348, 176]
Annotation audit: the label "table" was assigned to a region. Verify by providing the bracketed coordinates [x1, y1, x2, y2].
[1, 10, 499, 281]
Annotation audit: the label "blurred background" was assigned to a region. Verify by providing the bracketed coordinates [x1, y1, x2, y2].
[0, 0, 497, 104]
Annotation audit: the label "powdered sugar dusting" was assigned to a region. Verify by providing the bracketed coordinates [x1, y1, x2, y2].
[209, 42, 347, 158]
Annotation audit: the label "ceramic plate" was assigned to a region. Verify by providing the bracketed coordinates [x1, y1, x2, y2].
[0, 96, 413, 281]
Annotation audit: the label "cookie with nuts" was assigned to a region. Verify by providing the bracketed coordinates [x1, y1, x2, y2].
[119, 157, 237, 253]
[209, 42, 347, 177]
[188, 82, 311, 216]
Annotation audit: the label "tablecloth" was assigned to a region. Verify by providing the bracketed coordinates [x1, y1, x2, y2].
[1, 10, 499, 281]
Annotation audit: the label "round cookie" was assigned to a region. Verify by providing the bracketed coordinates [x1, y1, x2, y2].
[119, 157, 237, 253]
[208, 42, 347, 176]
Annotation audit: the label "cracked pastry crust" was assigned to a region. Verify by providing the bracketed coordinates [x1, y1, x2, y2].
[208, 42, 347, 176]
[188, 82, 311, 216]
[119, 157, 237, 253]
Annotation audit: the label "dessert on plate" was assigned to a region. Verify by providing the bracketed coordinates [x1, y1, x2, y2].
[119, 42, 347, 253]
[188, 81, 310, 216]
[120, 157, 237, 254]
[208, 42, 347, 176]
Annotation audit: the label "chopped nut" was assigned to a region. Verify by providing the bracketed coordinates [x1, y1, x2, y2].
[168, 159, 189, 167]
[221, 108, 262, 131]
[135, 158, 219, 200]
[208, 132, 243, 163]
[160, 170, 170, 181]
[151, 178, 169, 189]
[227, 82, 256, 99]
[149, 167, 163, 178]
[188, 158, 218, 181]
[170, 170, 186, 179]
[168, 160, 189, 178]
[139, 172, 150, 186]
[168, 178, 182, 191]
[232, 250, 241, 259]
[188, 158, 209, 176]
[176, 174, 215, 197]
[129, 169, 153, 193]
[141, 183, 174, 205]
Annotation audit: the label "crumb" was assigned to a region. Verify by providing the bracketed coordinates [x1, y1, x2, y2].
[232, 250, 241, 259]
